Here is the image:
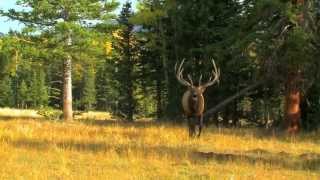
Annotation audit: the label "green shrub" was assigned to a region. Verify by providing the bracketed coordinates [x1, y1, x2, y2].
[37, 107, 62, 120]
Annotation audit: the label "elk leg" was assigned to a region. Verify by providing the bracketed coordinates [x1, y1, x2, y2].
[198, 115, 204, 137]
[188, 116, 196, 137]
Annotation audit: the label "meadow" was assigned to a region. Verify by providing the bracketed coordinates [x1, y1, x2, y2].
[0, 108, 319, 179]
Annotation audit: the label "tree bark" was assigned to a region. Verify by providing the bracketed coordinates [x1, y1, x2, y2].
[284, 72, 301, 134]
[204, 80, 265, 118]
[63, 55, 73, 121]
[62, 11, 73, 121]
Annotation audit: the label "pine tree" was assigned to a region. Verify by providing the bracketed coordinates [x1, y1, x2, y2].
[1, 0, 118, 121]
[115, 2, 137, 121]
[81, 64, 96, 111]
[96, 62, 109, 111]
[240, 0, 319, 133]
[96, 60, 119, 111]
[0, 76, 14, 107]
[37, 68, 49, 107]
[135, 0, 242, 119]
[17, 80, 29, 108]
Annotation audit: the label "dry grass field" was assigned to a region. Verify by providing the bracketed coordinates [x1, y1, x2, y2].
[0, 108, 319, 179]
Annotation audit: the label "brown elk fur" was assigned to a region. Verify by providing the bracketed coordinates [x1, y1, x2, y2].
[182, 87, 205, 116]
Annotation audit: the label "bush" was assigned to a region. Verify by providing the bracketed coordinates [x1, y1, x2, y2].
[37, 107, 63, 120]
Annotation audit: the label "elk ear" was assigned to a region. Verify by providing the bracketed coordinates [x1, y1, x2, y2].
[187, 86, 194, 91]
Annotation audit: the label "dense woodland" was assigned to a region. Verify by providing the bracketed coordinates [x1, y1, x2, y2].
[0, 0, 320, 133]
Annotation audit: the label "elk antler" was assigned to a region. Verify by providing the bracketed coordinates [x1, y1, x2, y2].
[201, 59, 220, 89]
[198, 74, 203, 86]
[175, 59, 193, 87]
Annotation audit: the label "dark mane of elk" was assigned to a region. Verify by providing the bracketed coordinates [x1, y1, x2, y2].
[175, 59, 220, 137]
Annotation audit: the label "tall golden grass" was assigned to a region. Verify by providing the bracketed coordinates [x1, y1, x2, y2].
[0, 108, 319, 179]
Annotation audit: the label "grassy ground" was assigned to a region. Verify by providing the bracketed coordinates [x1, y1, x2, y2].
[0, 108, 319, 179]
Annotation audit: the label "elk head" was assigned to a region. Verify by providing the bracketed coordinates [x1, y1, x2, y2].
[175, 59, 220, 137]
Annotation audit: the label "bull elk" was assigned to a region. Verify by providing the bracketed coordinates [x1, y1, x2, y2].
[175, 59, 220, 137]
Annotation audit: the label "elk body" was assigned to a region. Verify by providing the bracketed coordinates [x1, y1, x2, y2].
[175, 60, 220, 137]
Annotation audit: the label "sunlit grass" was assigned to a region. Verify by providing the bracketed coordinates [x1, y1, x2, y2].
[0, 107, 43, 119]
[74, 111, 112, 121]
[0, 108, 319, 179]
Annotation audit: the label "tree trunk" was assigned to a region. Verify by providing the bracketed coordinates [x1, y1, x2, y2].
[126, 63, 134, 122]
[126, 34, 134, 122]
[155, 15, 174, 117]
[284, 72, 301, 134]
[63, 56, 73, 121]
[156, 76, 163, 120]
[127, 82, 134, 122]
[232, 99, 239, 127]
[283, 0, 304, 134]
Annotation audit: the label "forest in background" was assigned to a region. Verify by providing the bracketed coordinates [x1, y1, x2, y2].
[0, 0, 320, 133]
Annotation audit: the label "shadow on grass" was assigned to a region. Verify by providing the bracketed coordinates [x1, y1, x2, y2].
[77, 118, 169, 128]
[0, 116, 45, 121]
[194, 149, 320, 172]
[7, 136, 189, 160]
[205, 126, 320, 145]
[3, 134, 320, 172]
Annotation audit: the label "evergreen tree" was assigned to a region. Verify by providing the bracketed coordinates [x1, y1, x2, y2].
[17, 80, 29, 108]
[37, 67, 49, 107]
[81, 64, 96, 110]
[135, 0, 242, 119]
[0, 76, 14, 107]
[132, 0, 168, 120]
[239, 0, 319, 133]
[27, 67, 49, 108]
[115, 2, 137, 121]
[1, 0, 118, 121]
[96, 60, 119, 112]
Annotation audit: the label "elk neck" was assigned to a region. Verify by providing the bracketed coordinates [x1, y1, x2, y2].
[182, 86, 205, 116]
